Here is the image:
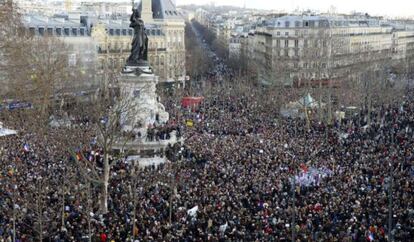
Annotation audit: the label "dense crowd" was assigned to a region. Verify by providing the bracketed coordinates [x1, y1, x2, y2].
[146, 125, 181, 142]
[1, 84, 414, 241]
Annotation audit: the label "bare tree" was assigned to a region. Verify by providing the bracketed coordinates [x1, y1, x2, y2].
[72, 74, 148, 214]
[1, 154, 25, 242]
[348, 45, 394, 124]
[126, 162, 143, 240]
[1, 2, 81, 120]
[0, 1, 24, 97]
[185, 22, 213, 81]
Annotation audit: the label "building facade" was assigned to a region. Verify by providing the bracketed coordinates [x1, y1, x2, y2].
[23, 14, 99, 92]
[228, 35, 241, 59]
[93, 0, 186, 84]
[193, 7, 414, 86]
[251, 15, 414, 86]
[19, 0, 186, 93]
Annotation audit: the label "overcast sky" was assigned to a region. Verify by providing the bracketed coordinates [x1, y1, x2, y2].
[176, 0, 413, 18]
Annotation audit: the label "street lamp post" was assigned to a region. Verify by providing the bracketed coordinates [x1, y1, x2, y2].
[169, 172, 174, 225]
[388, 160, 393, 242]
[292, 173, 296, 242]
[169, 161, 178, 225]
[285, 149, 296, 242]
[388, 130, 395, 241]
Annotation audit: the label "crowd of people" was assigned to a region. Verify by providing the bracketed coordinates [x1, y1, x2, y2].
[1, 82, 414, 241]
[146, 125, 181, 142]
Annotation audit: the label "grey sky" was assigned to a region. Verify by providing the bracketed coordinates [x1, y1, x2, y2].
[176, 0, 413, 18]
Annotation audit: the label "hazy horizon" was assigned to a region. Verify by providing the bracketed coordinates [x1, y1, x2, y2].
[176, 0, 414, 18]
[23, 0, 414, 18]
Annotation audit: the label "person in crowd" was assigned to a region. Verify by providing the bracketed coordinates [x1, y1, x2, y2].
[1, 85, 413, 241]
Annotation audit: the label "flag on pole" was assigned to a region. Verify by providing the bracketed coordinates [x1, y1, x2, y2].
[367, 232, 374, 241]
[187, 206, 198, 217]
[76, 152, 82, 161]
[219, 222, 228, 233]
[300, 163, 308, 173]
[23, 144, 30, 152]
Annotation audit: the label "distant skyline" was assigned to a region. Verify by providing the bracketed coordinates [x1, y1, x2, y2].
[176, 0, 414, 18]
[25, 0, 413, 18]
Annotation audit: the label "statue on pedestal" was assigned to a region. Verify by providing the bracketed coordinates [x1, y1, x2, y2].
[127, 2, 148, 66]
[114, 1, 178, 166]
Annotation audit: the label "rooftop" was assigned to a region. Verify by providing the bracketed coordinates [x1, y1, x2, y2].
[22, 13, 166, 37]
[23, 15, 83, 28]
[266, 15, 382, 28]
[137, 0, 184, 20]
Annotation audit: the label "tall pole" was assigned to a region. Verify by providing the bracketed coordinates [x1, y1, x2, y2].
[104, 30, 109, 97]
[327, 26, 334, 125]
[87, 182, 92, 242]
[12, 184, 16, 242]
[169, 165, 176, 225]
[292, 174, 296, 242]
[169, 178, 173, 225]
[131, 165, 137, 240]
[388, 130, 394, 241]
[286, 151, 296, 242]
[388, 163, 393, 242]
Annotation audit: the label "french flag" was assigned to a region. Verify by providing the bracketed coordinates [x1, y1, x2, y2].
[23, 144, 30, 152]
[367, 233, 374, 241]
[300, 163, 309, 173]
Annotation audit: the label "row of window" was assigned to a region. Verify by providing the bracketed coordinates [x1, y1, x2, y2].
[271, 49, 300, 57]
[276, 31, 290, 37]
[107, 28, 184, 38]
[273, 39, 328, 48]
[107, 28, 164, 36]
[276, 20, 330, 28]
[275, 20, 358, 28]
[28, 27, 88, 37]
[268, 61, 328, 69]
[301, 62, 327, 69]
[276, 30, 326, 37]
[230, 39, 241, 43]
[165, 30, 185, 36]
[275, 39, 299, 48]
[164, 10, 179, 16]
[274, 29, 390, 38]
[261, 47, 329, 58]
[29, 26, 163, 37]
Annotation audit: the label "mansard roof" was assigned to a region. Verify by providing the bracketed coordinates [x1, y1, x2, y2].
[137, 0, 183, 20]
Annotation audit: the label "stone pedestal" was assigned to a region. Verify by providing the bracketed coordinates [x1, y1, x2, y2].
[119, 65, 169, 137]
[114, 65, 177, 166]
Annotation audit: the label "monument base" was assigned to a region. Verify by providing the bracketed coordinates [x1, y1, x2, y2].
[122, 65, 153, 75]
[119, 65, 169, 135]
[113, 131, 183, 167]
[127, 156, 167, 168]
[126, 60, 149, 67]
[114, 63, 177, 164]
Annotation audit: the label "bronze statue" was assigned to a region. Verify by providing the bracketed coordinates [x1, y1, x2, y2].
[127, 4, 148, 66]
